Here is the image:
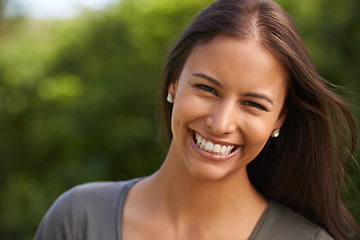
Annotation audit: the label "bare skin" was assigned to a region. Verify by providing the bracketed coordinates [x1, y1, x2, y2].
[123, 36, 287, 240]
[123, 161, 268, 240]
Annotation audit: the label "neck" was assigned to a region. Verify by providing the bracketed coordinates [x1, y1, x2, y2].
[140, 145, 267, 228]
[125, 144, 268, 239]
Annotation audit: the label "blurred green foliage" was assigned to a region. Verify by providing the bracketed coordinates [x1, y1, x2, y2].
[0, 0, 358, 239]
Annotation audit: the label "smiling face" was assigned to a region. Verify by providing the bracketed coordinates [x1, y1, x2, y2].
[167, 36, 288, 181]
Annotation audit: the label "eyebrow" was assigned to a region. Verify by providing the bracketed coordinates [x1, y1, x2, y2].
[192, 73, 222, 87]
[193, 72, 274, 105]
[242, 92, 274, 105]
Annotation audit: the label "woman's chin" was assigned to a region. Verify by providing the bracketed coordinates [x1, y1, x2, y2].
[183, 158, 247, 182]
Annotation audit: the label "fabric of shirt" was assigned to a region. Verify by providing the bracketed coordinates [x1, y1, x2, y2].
[34, 178, 334, 240]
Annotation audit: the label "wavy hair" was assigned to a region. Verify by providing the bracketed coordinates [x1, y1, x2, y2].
[157, 0, 360, 238]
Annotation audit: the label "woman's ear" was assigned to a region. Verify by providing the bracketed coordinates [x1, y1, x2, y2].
[274, 108, 287, 130]
[168, 80, 178, 98]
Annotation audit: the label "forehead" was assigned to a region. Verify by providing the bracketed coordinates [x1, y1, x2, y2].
[181, 36, 288, 92]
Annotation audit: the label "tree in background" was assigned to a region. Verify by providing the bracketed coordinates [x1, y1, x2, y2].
[0, 0, 358, 239]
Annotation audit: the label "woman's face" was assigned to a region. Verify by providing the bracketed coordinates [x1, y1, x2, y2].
[168, 36, 288, 181]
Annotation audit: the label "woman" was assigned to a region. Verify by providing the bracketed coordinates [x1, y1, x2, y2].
[35, 0, 360, 239]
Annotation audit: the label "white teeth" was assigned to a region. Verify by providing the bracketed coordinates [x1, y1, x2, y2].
[196, 133, 201, 143]
[200, 139, 206, 150]
[213, 144, 221, 154]
[194, 132, 236, 156]
[204, 141, 213, 151]
[220, 146, 227, 155]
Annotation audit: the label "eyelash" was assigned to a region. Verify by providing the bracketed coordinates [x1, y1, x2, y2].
[196, 84, 218, 95]
[243, 101, 266, 111]
[195, 84, 266, 111]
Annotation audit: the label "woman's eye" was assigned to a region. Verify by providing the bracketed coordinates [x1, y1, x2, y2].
[196, 84, 217, 95]
[243, 101, 266, 111]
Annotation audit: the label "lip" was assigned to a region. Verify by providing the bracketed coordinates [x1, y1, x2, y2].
[188, 130, 241, 161]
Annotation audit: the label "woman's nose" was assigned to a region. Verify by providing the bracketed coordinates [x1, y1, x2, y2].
[205, 100, 237, 135]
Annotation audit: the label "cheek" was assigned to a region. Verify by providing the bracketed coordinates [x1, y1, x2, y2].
[242, 117, 275, 146]
[174, 90, 208, 118]
[171, 94, 200, 130]
[171, 95, 212, 141]
[239, 120, 272, 163]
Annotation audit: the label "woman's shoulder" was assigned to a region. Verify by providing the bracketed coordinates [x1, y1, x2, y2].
[52, 178, 139, 214]
[34, 178, 140, 240]
[66, 178, 138, 203]
[250, 201, 334, 240]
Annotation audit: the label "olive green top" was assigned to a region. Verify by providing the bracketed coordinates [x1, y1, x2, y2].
[35, 178, 334, 240]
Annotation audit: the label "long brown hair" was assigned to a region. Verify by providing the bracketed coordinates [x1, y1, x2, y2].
[157, 0, 360, 238]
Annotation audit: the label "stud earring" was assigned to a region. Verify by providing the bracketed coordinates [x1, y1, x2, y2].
[271, 129, 280, 138]
[166, 94, 174, 103]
